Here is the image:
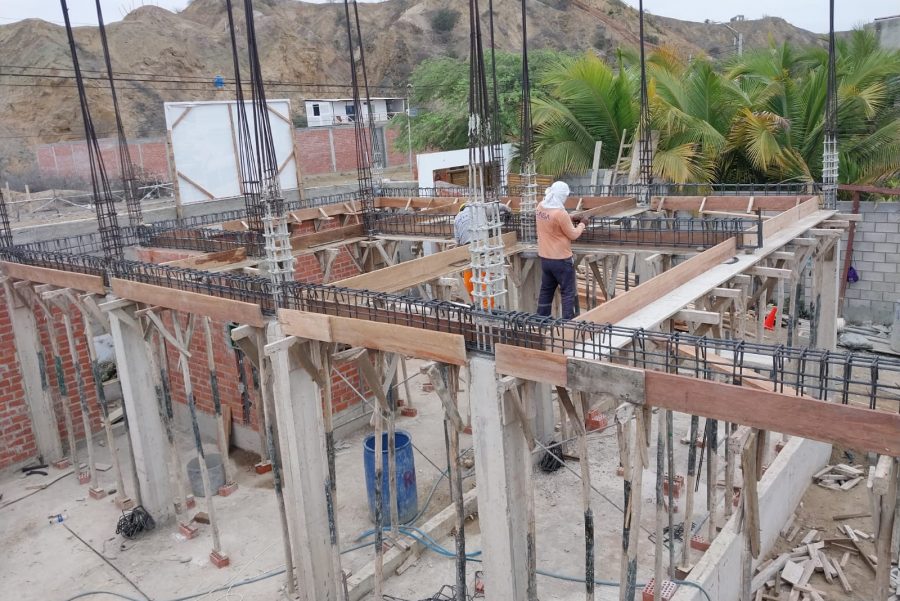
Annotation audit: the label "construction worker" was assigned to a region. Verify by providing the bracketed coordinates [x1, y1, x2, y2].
[536, 181, 585, 319]
[454, 201, 510, 305]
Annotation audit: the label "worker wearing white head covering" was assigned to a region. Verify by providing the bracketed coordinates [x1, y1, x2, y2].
[541, 180, 570, 209]
[535, 180, 585, 319]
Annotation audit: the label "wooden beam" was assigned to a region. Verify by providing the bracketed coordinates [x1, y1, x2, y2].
[644, 371, 900, 456]
[494, 344, 567, 388]
[570, 197, 637, 221]
[109, 278, 265, 327]
[163, 247, 247, 269]
[749, 266, 792, 279]
[578, 238, 738, 324]
[277, 308, 466, 366]
[650, 196, 809, 212]
[1, 261, 105, 295]
[335, 232, 517, 293]
[674, 309, 721, 324]
[290, 223, 365, 251]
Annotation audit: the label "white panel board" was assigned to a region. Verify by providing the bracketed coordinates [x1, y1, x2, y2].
[164, 99, 299, 204]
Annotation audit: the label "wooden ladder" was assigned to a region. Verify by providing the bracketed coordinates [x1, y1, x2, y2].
[609, 128, 633, 189]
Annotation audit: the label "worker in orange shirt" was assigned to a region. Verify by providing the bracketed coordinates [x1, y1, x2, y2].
[536, 181, 585, 319]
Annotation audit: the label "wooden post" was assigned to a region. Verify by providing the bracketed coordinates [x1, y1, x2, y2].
[874, 456, 898, 600]
[723, 422, 735, 520]
[171, 314, 226, 560]
[706, 419, 719, 541]
[59, 309, 98, 490]
[654, 408, 666, 601]
[150, 329, 192, 513]
[202, 317, 235, 488]
[680, 415, 699, 572]
[38, 298, 79, 472]
[740, 431, 760, 601]
[74, 295, 131, 507]
[621, 408, 646, 601]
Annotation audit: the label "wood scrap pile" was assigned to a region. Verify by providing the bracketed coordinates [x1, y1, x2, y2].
[812, 463, 864, 491]
[752, 527, 858, 600]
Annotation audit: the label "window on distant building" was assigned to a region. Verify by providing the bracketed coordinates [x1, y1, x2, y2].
[312, 104, 320, 117]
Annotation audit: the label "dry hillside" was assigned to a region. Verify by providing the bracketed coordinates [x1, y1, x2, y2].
[0, 0, 825, 177]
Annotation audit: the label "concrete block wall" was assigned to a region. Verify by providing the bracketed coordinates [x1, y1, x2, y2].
[839, 200, 900, 324]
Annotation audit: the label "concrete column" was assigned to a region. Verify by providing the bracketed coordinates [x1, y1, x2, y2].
[108, 307, 173, 522]
[3, 282, 63, 463]
[470, 354, 530, 601]
[513, 255, 555, 444]
[267, 322, 339, 601]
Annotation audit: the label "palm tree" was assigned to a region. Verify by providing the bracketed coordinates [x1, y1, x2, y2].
[531, 30, 900, 186]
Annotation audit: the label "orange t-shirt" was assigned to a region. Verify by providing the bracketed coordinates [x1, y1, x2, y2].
[535, 202, 585, 259]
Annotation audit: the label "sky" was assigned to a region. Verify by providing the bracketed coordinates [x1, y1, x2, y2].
[0, 0, 891, 32]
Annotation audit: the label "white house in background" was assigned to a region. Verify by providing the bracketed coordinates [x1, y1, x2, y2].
[304, 97, 407, 127]
[416, 144, 514, 191]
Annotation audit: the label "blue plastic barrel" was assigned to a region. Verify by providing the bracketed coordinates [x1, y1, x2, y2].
[363, 430, 418, 525]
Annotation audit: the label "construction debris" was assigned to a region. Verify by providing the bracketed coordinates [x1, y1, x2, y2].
[812, 464, 864, 491]
[755, 532, 856, 598]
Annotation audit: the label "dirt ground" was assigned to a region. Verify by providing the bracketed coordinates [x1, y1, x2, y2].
[0, 360, 796, 601]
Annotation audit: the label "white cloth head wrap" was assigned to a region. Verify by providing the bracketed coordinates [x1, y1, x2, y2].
[542, 181, 570, 209]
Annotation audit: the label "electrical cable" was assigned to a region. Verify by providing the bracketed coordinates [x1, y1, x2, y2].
[62, 523, 151, 601]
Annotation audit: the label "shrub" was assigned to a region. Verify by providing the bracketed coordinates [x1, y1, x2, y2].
[430, 8, 459, 34]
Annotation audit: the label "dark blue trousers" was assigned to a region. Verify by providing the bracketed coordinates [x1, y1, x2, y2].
[537, 256, 577, 319]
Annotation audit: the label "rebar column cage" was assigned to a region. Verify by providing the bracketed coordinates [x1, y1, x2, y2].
[822, 0, 839, 210]
[0, 187, 13, 248]
[636, 0, 653, 207]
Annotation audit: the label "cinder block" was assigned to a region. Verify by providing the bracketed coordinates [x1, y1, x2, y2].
[254, 461, 273, 475]
[867, 232, 887, 243]
[859, 290, 884, 302]
[421, 382, 434, 393]
[874, 223, 899, 234]
[78, 471, 91, 485]
[862, 252, 886, 263]
[114, 496, 135, 510]
[52, 458, 72, 470]
[185, 495, 196, 510]
[874, 242, 899, 252]
[400, 407, 418, 418]
[874, 263, 897, 274]
[88, 487, 107, 500]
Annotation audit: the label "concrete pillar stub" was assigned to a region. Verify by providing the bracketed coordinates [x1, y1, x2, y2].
[3, 282, 63, 463]
[469, 354, 531, 601]
[266, 322, 340, 601]
[107, 305, 173, 522]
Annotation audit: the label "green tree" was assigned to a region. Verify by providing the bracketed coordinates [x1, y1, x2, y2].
[390, 50, 569, 155]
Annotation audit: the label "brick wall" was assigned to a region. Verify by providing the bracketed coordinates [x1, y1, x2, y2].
[34, 125, 410, 184]
[0, 300, 35, 468]
[839, 200, 900, 325]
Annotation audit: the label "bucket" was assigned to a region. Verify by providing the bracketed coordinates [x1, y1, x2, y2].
[363, 430, 418, 525]
[186, 453, 225, 497]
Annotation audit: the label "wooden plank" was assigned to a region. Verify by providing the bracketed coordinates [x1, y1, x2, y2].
[578, 238, 738, 324]
[279, 311, 466, 366]
[289, 201, 361, 224]
[335, 232, 517, 293]
[109, 278, 265, 327]
[650, 196, 808, 212]
[644, 371, 900, 456]
[163, 247, 247, 269]
[290, 224, 365, 251]
[570, 197, 637, 221]
[1, 261, 105, 294]
[494, 344, 567, 388]
[277, 308, 333, 343]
